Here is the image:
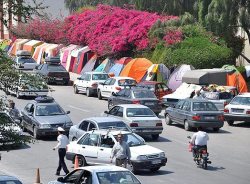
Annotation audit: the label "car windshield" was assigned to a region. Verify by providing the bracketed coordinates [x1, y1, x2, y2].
[18, 57, 36, 64]
[98, 121, 130, 131]
[118, 79, 137, 86]
[92, 74, 109, 80]
[35, 104, 65, 116]
[126, 108, 156, 117]
[192, 102, 218, 111]
[0, 180, 23, 184]
[97, 171, 141, 184]
[230, 96, 250, 105]
[47, 65, 67, 72]
[133, 90, 156, 98]
[114, 133, 144, 147]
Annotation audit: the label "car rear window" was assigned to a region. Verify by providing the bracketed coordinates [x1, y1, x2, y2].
[98, 121, 129, 130]
[118, 79, 137, 86]
[230, 96, 250, 105]
[126, 108, 156, 117]
[18, 57, 36, 64]
[192, 102, 218, 111]
[92, 74, 109, 80]
[47, 65, 67, 72]
[133, 90, 156, 98]
[35, 104, 65, 116]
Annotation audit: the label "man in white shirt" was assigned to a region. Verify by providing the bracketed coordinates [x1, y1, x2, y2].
[191, 127, 209, 158]
[53, 127, 69, 175]
[111, 133, 131, 168]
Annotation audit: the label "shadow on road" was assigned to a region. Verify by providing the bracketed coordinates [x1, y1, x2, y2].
[0, 143, 31, 151]
[142, 136, 172, 143]
[137, 169, 174, 176]
[231, 121, 250, 128]
[206, 165, 225, 171]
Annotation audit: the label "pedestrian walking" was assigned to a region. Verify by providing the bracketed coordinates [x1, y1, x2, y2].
[53, 127, 69, 176]
[110, 133, 131, 168]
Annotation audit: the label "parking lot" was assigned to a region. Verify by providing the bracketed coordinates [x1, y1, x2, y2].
[0, 84, 250, 184]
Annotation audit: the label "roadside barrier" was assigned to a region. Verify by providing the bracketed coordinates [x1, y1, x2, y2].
[34, 168, 41, 184]
[74, 155, 79, 169]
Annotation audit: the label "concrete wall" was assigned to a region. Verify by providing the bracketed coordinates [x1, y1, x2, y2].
[236, 27, 250, 66]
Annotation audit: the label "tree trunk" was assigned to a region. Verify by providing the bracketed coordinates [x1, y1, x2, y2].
[0, 0, 4, 39]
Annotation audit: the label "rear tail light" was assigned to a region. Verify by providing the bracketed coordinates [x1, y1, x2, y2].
[192, 115, 201, 121]
[115, 87, 121, 91]
[130, 123, 138, 127]
[224, 109, 229, 113]
[218, 115, 224, 121]
[246, 110, 250, 114]
[47, 72, 53, 77]
[91, 83, 97, 87]
[156, 122, 162, 126]
[132, 100, 140, 104]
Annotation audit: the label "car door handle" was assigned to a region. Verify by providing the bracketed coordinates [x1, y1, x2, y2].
[100, 148, 104, 151]
[82, 146, 85, 148]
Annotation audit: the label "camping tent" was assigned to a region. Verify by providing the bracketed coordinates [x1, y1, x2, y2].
[182, 69, 230, 85]
[60, 44, 79, 68]
[71, 46, 91, 73]
[33, 43, 50, 63]
[144, 64, 170, 82]
[80, 54, 98, 74]
[16, 39, 30, 53]
[8, 39, 30, 56]
[22, 40, 43, 54]
[109, 57, 132, 76]
[94, 58, 116, 73]
[120, 58, 152, 83]
[45, 44, 64, 58]
[0, 39, 11, 50]
[65, 46, 81, 71]
[167, 64, 194, 91]
[222, 65, 248, 93]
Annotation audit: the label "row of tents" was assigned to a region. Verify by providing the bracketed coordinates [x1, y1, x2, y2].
[0, 38, 248, 93]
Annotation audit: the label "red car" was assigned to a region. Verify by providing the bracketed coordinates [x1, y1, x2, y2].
[137, 81, 172, 101]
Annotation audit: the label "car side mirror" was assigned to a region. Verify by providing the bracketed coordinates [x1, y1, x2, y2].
[57, 177, 64, 182]
[104, 111, 109, 114]
[28, 112, 33, 116]
[66, 111, 70, 114]
[77, 77, 81, 80]
[112, 92, 117, 96]
[99, 82, 104, 85]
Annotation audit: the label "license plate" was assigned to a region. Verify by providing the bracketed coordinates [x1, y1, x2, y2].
[232, 109, 244, 113]
[145, 102, 154, 105]
[56, 78, 63, 80]
[204, 116, 215, 120]
[152, 159, 161, 164]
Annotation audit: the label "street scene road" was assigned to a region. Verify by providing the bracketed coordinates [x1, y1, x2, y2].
[0, 82, 250, 184]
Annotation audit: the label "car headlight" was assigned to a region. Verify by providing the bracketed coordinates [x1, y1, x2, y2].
[65, 122, 73, 127]
[39, 124, 51, 128]
[159, 152, 165, 158]
[137, 155, 148, 160]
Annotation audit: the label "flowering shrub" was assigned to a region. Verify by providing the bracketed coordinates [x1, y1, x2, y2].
[164, 30, 183, 45]
[65, 5, 178, 56]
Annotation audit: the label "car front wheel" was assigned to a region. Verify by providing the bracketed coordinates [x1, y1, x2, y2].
[150, 167, 160, 172]
[33, 127, 40, 139]
[74, 85, 79, 94]
[77, 155, 87, 167]
[227, 120, 234, 126]
[108, 100, 114, 110]
[184, 120, 191, 131]
[86, 88, 91, 97]
[98, 90, 102, 100]
[165, 114, 172, 125]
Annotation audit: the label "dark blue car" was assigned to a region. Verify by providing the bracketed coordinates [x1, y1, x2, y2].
[164, 99, 224, 131]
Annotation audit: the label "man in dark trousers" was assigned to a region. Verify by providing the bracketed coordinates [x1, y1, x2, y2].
[53, 127, 70, 176]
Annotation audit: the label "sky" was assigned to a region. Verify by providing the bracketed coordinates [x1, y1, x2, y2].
[26, 0, 70, 19]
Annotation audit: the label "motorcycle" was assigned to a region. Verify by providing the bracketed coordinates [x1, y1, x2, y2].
[187, 136, 211, 169]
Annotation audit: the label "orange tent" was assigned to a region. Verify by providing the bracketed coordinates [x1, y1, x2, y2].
[32, 43, 50, 63]
[120, 58, 152, 83]
[227, 73, 248, 93]
[9, 39, 29, 56]
[23, 40, 43, 54]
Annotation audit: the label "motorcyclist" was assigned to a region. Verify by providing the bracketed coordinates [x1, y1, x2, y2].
[190, 127, 209, 159]
[6, 100, 21, 123]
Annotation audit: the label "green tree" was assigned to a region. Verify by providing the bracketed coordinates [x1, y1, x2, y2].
[239, 0, 250, 44]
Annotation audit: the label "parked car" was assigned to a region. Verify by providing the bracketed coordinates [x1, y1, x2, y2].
[0, 174, 23, 184]
[74, 72, 110, 97]
[103, 104, 163, 140]
[13, 50, 38, 70]
[69, 116, 132, 141]
[97, 76, 137, 100]
[224, 92, 250, 126]
[136, 81, 172, 101]
[164, 98, 224, 131]
[34, 57, 70, 85]
[66, 130, 167, 173]
[21, 96, 73, 139]
[108, 87, 162, 115]
[5, 73, 48, 99]
[48, 165, 141, 184]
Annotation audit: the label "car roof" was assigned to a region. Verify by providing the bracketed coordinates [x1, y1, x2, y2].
[181, 98, 210, 102]
[87, 129, 131, 136]
[78, 165, 129, 172]
[84, 71, 108, 74]
[138, 81, 163, 85]
[111, 76, 135, 80]
[115, 104, 149, 108]
[84, 117, 125, 123]
[0, 175, 20, 181]
[236, 93, 250, 97]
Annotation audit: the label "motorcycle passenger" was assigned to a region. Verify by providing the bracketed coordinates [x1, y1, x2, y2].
[7, 100, 21, 123]
[191, 127, 209, 159]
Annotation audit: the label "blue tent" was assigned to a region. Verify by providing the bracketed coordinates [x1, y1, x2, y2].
[109, 57, 132, 76]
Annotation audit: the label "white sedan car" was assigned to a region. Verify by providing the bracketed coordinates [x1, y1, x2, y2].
[14, 55, 39, 70]
[97, 77, 137, 100]
[224, 92, 250, 126]
[66, 130, 167, 173]
[103, 104, 163, 140]
[48, 165, 141, 184]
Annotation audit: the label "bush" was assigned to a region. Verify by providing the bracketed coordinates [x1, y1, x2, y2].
[151, 37, 233, 68]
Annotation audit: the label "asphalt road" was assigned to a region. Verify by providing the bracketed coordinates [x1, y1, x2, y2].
[0, 85, 250, 184]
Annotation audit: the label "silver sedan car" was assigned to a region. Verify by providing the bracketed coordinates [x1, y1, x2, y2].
[103, 104, 163, 140]
[68, 117, 131, 141]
